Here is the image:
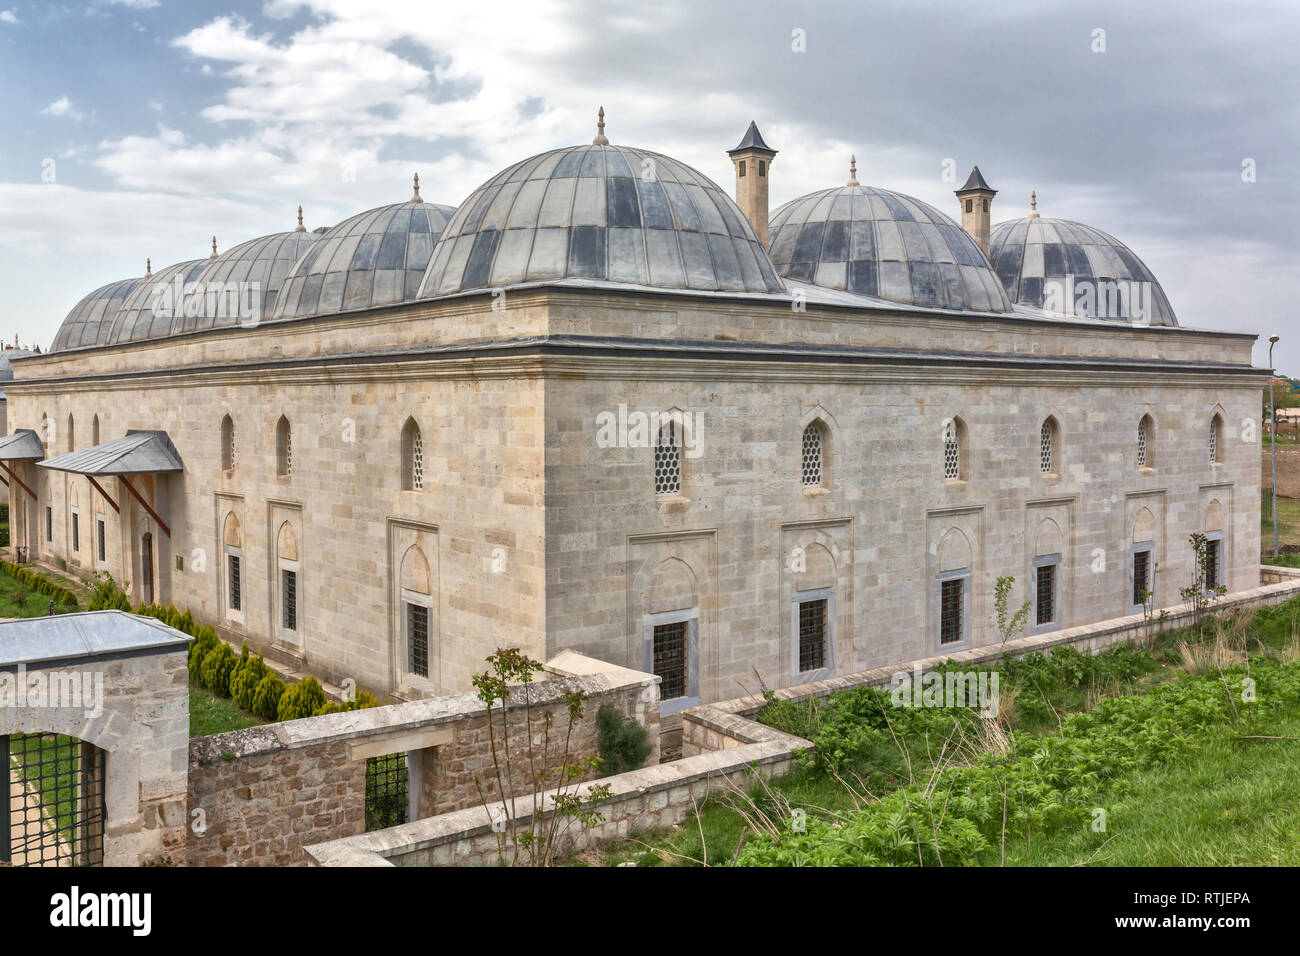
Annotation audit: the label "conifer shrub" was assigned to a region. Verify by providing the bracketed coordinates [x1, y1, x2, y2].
[199, 642, 237, 697]
[230, 652, 271, 713]
[252, 674, 287, 721]
[595, 704, 653, 775]
[276, 676, 327, 721]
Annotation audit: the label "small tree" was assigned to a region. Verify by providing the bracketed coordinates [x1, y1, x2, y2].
[994, 575, 1032, 646]
[1139, 562, 1168, 646]
[472, 648, 612, 867]
[1179, 532, 1227, 636]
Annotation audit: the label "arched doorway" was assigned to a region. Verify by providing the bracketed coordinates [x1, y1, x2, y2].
[2, 732, 105, 867]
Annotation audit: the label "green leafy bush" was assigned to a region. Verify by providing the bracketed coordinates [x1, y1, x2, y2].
[199, 642, 237, 697]
[230, 651, 271, 713]
[312, 690, 381, 716]
[595, 704, 653, 775]
[277, 676, 327, 721]
[188, 628, 220, 684]
[252, 674, 287, 721]
[2, 560, 78, 607]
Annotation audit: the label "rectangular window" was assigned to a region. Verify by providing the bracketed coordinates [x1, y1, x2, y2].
[281, 569, 297, 631]
[228, 553, 241, 611]
[940, 578, 964, 645]
[797, 598, 828, 672]
[1205, 538, 1222, 591]
[738, 160, 746, 177]
[1035, 563, 1056, 626]
[71, 513, 79, 552]
[1132, 549, 1151, 608]
[45, 507, 52, 543]
[97, 519, 106, 563]
[652, 620, 688, 700]
[406, 602, 429, 678]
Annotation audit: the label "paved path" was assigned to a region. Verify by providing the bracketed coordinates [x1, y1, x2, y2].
[7, 754, 71, 867]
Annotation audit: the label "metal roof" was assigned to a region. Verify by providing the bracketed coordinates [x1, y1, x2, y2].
[0, 428, 45, 461]
[727, 121, 776, 156]
[0, 610, 192, 670]
[39, 429, 183, 475]
[956, 166, 995, 194]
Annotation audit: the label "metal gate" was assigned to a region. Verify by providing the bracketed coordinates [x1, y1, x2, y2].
[1, 733, 105, 867]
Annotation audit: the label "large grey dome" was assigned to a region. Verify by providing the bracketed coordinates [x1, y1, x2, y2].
[50, 275, 146, 352]
[178, 230, 318, 333]
[109, 259, 207, 343]
[273, 196, 456, 320]
[419, 144, 784, 297]
[768, 184, 1013, 312]
[988, 216, 1177, 326]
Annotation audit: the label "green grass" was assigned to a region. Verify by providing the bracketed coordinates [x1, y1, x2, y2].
[1261, 492, 1300, 561]
[189, 683, 265, 737]
[8, 734, 81, 834]
[0, 568, 78, 617]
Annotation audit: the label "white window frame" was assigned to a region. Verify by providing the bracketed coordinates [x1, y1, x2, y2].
[642, 607, 699, 715]
[1031, 553, 1062, 634]
[935, 568, 971, 651]
[790, 587, 835, 681]
[224, 544, 244, 623]
[401, 587, 435, 690]
[1130, 540, 1155, 614]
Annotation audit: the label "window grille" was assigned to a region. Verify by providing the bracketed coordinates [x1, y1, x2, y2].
[943, 421, 960, 480]
[1209, 418, 1219, 463]
[45, 507, 52, 543]
[1137, 418, 1148, 467]
[802, 424, 823, 487]
[652, 620, 688, 700]
[281, 569, 297, 631]
[97, 519, 106, 563]
[221, 416, 235, 470]
[798, 598, 828, 672]
[1205, 539, 1222, 590]
[1133, 549, 1151, 607]
[940, 578, 963, 644]
[654, 421, 682, 496]
[1, 733, 105, 866]
[228, 554, 241, 611]
[365, 752, 408, 832]
[1040, 420, 1054, 473]
[1036, 564, 1056, 625]
[71, 514, 79, 552]
[407, 603, 429, 678]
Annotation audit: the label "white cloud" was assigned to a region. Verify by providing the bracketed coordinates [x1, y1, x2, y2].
[0, 9, 18, 25]
[42, 96, 85, 121]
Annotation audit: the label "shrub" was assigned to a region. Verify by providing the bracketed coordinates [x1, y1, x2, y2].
[595, 704, 653, 775]
[199, 642, 237, 697]
[252, 674, 287, 721]
[230, 652, 271, 713]
[2, 560, 78, 607]
[312, 690, 380, 716]
[188, 628, 220, 684]
[277, 676, 327, 721]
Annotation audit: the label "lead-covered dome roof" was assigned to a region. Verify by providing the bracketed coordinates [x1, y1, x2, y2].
[273, 189, 456, 320]
[50, 275, 146, 351]
[109, 259, 207, 343]
[177, 229, 318, 333]
[988, 215, 1177, 326]
[768, 182, 1013, 312]
[419, 144, 784, 297]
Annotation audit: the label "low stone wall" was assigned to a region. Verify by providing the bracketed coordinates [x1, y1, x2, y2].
[187, 652, 657, 866]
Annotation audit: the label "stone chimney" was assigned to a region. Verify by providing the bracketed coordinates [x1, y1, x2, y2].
[954, 166, 996, 256]
[727, 121, 777, 246]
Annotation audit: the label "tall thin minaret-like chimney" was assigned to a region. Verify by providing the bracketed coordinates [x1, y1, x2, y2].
[727, 121, 777, 247]
[954, 166, 996, 256]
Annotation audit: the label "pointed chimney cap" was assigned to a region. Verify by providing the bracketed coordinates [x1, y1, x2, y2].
[1028, 190, 1040, 218]
[592, 107, 609, 145]
[955, 165, 996, 196]
[210, 236, 218, 259]
[727, 120, 776, 157]
[294, 205, 306, 232]
[846, 154, 859, 187]
[410, 172, 423, 203]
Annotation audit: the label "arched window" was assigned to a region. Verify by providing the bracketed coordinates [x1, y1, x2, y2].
[276, 415, 292, 477]
[277, 521, 300, 638]
[1209, 414, 1223, 464]
[66, 413, 75, 453]
[400, 545, 433, 682]
[942, 417, 964, 481]
[223, 512, 243, 616]
[92, 414, 100, 446]
[220, 414, 235, 471]
[654, 419, 682, 496]
[401, 417, 423, 491]
[39, 410, 49, 452]
[1137, 414, 1153, 468]
[1039, 417, 1059, 474]
[801, 422, 826, 487]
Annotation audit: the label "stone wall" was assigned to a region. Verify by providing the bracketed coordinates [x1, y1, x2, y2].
[186, 653, 656, 866]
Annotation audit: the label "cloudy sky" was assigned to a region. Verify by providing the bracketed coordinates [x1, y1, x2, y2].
[1, 0, 1296, 370]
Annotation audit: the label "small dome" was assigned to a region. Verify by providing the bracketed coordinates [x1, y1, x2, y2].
[109, 259, 207, 343]
[768, 184, 1013, 312]
[0, 348, 35, 383]
[420, 144, 783, 297]
[50, 275, 146, 352]
[988, 216, 1177, 326]
[176, 230, 318, 333]
[273, 199, 455, 320]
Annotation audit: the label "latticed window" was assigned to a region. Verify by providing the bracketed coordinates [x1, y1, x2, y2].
[943, 420, 961, 480]
[798, 598, 828, 672]
[801, 423, 824, 487]
[1035, 563, 1056, 625]
[940, 578, 964, 644]
[1132, 549, 1151, 607]
[1137, 417, 1149, 468]
[407, 602, 429, 678]
[1209, 417, 1221, 464]
[281, 569, 297, 631]
[365, 752, 409, 832]
[1205, 538, 1222, 590]
[276, 416, 292, 477]
[402, 419, 424, 491]
[221, 415, 235, 470]
[654, 421, 682, 496]
[1039, 420, 1054, 473]
[653, 620, 688, 700]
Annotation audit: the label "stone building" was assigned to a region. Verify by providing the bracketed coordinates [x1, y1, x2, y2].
[1, 116, 1266, 714]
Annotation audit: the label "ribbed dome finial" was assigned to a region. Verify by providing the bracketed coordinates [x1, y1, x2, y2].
[410, 172, 423, 203]
[210, 236, 218, 259]
[847, 154, 859, 187]
[294, 205, 306, 232]
[592, 106, 608, 145]
[1028, 190, 1040, 218]
[145, 257, 151, 277]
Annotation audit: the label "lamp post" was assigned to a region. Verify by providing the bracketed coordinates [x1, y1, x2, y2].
[1269, 335, 1280, 558]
